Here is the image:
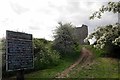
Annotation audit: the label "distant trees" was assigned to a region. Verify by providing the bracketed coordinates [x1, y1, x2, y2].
[1, 38, 6, 67]
[53, 22, 78, 56]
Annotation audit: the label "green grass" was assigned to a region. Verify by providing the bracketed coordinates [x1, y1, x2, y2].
[82, 45, 105, 58]
[4, 44, 80, 79]
[69, 57, 119, 78]
[24, 55, 79, 79]
[7, 57, 78, 80]
[4, 45, 120, 79]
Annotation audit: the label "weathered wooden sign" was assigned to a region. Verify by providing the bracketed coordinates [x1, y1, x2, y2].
[6, 30, 34, 71]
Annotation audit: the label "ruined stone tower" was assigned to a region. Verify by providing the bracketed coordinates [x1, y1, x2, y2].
[74, 24, 88, 44]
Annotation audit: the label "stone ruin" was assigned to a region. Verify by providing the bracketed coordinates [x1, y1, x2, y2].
[74, 24, 88, 44]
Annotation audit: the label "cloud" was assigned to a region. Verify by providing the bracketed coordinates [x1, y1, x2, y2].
[0, 0, 119, 40]
[29, 26, 41, 30]
[10, 2, 29, 14]
[53, 1, 118, 34]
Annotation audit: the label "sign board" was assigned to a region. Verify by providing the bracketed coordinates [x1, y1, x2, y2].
[6, 30, 34, 71]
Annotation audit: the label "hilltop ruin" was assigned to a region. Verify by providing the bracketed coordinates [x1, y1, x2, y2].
[74, 24, 88, 44]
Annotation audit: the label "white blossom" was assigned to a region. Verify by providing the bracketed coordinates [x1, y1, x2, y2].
[88, 23, 120, 49]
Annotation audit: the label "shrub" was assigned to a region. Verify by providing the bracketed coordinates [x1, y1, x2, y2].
[33, 38, 60, 70]
[87, 23, 120, 58]
[53, 22, 79, 56]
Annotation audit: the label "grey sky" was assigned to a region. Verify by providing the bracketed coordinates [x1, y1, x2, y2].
[0, 0, 119, 40]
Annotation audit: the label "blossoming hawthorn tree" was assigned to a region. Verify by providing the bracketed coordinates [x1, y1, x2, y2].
[87, 23, 120, 49]
[87, 2, 120, 58]
[89, 2, 120, 19]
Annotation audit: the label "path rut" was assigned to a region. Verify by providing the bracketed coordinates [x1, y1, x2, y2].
[55, 47, 93, 78]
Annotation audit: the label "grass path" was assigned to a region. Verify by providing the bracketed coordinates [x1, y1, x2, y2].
[56, 47, 93, 78]
[19, 47, 120, 79]
[24, 55, 79, 79]
[55, 47, 119, 78]
[68, 57, 119, 78]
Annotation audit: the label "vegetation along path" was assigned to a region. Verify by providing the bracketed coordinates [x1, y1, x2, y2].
[55, 47, 93, 78]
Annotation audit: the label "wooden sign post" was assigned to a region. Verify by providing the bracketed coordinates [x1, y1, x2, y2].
[17, 70, 24, 80]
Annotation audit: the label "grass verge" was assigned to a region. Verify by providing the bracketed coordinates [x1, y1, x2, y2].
[24, 53, 80, 79]
[68, 57, 119, 78]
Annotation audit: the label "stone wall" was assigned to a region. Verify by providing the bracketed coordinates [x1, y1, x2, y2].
[74, 24, 88, 44]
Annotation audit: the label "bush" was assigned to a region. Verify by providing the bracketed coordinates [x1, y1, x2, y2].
[33, 38, 60, 70]
[2, 38, 60, 78]
[53, 22, 79, 56]
[87, 23, 120, 58]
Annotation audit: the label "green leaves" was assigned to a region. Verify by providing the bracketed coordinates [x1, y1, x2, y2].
[33, 38, 60, 70]
[90, 2, 120, 20]
[87, 23, 120, 57]
[87, 23, 120, 49]
[53, 22, 78, 55]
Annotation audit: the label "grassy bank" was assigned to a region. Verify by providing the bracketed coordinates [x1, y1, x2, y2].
[69, 57, 119, 78]
[25, 55, 79, 79]
[3, 54, 80, 79]
[3, 45, 120, 79]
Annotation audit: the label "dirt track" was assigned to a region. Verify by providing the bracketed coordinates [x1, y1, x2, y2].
[56, 47, 93, 78]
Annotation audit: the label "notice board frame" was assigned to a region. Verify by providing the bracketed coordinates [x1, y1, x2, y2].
[6, 30, 34, 71]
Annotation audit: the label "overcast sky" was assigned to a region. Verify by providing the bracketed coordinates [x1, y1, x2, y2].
[0, 0, 119, 40]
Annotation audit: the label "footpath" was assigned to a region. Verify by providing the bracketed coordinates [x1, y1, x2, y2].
[56, 47, 93, 78]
